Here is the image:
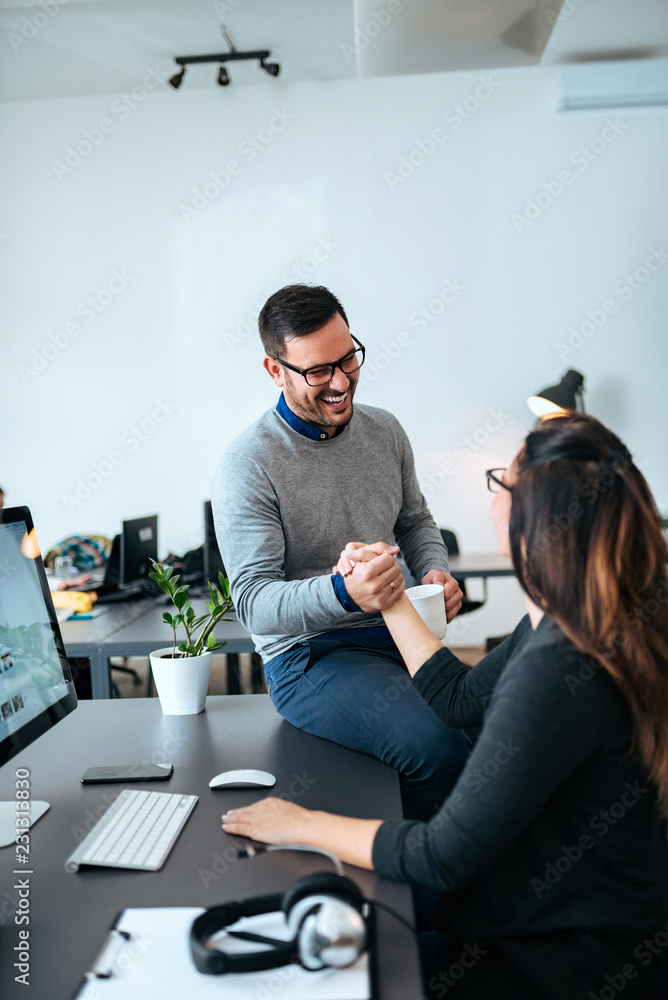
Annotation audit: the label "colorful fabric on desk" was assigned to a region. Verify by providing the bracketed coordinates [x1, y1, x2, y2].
[44, 535, 111, 570]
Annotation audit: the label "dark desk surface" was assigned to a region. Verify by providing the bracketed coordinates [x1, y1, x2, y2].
[0, 696, 421, 1000]
[448, 553, 514, 579]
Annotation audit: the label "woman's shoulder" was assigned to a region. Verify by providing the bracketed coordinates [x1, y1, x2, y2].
[499, 614, 626, 712]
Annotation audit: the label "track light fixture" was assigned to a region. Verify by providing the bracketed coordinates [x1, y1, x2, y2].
[260, 59, 281, 78]
[168, 66, 186, 90]
[168, 27, 280, 89]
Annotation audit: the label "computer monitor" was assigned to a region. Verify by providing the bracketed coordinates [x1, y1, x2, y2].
[0, 506, 77, 846]
[203, 500, 225, 585]
[119, 514, 158, 589]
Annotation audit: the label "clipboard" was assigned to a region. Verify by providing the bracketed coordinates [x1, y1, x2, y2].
[73, 907, 375, 1000]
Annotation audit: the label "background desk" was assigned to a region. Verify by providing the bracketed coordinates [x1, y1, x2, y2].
[59, 595, 155, 699]
[100, 601, 257, 698]
[62, 600, 255, 700]
[0, 696, 421, 1000]
[447, 553, 514, 580]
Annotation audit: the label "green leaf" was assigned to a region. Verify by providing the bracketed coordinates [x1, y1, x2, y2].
[162, 612, 174, 626]
[173, 587, 188, 610]
[177, 642, 188, 652]
[208, 640, 227, 653]
[186, 606, 196, 622]
[158, 579, 174, 596]
[173, 614, 184, 628]
[207, 633, 217, 650]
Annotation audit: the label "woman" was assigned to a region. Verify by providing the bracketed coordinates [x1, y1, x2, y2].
[222, 413, 668, 999]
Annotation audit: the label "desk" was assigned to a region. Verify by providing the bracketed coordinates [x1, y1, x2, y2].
[59, 595, 155, 699]
[0, 696, 421, 1000]
[447, 553, 514, 580]
[99, 601, 256, 697]
[61, 599, 256, 701]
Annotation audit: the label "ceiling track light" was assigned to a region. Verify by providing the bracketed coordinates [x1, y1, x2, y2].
[168, 66, 186, 90]
[168, 48, 280, 90]
[260, 59, 280, 78]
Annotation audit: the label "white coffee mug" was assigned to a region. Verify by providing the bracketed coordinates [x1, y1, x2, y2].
[405, 583, 447, 640]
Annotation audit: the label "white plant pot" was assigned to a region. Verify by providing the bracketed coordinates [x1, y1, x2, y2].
[149, 647, 212, 716]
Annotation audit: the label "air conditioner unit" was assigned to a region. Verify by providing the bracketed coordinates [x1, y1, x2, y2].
[556, 58, 668, 111]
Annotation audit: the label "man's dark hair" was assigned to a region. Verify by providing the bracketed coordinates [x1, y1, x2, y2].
[258, 285, 349, 358]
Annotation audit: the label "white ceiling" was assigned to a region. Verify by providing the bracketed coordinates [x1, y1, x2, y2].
[0, 0, 667, 102]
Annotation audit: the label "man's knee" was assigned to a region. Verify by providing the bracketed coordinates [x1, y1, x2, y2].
[399, 724, 469, 785]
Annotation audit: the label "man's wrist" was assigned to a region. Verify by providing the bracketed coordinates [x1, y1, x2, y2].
[331, 572, 361, 612]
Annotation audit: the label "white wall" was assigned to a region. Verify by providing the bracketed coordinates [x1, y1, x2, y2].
[2, 64, 667, 643]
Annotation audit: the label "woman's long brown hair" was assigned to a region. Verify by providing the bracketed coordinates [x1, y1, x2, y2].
[510, 412, 668, 814]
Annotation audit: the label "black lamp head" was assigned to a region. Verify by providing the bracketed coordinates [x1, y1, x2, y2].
[217, 65, 230, 86]
[260, 59, 281, 78]
[528, 369, 586, 418]
[168, 66, 186, 90]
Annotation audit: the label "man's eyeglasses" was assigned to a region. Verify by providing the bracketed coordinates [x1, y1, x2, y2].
[486, 468, 512, 494]
[271, 335, 366, 387]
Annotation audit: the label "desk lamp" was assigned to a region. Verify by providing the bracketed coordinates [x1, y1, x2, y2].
[527, 369, 585, 418]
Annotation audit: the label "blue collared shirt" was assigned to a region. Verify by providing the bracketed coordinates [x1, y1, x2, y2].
[276, 391, 347, 441]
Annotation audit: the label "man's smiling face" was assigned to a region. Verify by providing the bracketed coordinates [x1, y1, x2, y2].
[264, 312, 360, 437]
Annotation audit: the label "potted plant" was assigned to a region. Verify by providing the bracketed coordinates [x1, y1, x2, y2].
[147, 559, 235, 716]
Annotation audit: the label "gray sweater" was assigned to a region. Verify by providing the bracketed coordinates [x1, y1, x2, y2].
[211, 403, 448, 661]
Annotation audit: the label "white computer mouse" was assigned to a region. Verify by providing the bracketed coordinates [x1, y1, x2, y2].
[208, 768, 277, 790]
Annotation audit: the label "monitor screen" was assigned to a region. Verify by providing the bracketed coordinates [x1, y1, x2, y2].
[120, 514, 158, 588]
[0, 506, 77, 767]
[203, 500, 225, 585]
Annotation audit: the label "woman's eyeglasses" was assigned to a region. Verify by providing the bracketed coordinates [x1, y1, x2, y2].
[486, 468, 512, 494]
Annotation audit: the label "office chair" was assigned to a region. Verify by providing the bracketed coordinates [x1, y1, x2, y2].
[439, 529, 487, 616]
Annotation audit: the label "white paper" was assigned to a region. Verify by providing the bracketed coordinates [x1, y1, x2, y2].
[76, 907, 371, 1000]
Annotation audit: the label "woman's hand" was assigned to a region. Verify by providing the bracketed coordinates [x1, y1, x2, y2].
[333, 541, 399, 577]
[222, 798, 382, 871]
[222, 797, 313, 845]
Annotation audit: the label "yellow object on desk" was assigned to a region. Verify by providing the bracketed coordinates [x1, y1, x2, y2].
[50, 590, 94, 613]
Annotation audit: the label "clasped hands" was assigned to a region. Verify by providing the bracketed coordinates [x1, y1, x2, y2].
[332, 541, 463, 621]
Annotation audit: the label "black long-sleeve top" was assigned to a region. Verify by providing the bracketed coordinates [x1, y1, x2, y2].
[372, 615, 668, 996]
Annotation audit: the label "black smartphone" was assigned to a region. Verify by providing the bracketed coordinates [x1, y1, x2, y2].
[80, 764, 174, 784]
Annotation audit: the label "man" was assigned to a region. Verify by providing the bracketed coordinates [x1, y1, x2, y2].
[212, 285, 467, 818]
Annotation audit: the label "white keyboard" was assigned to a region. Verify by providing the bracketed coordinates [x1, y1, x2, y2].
[65, 789, 198, 873]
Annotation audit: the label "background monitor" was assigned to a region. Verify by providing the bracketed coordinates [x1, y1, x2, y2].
[203, 500, 225, 585]
[0, 506, 77, 846]
[120, 514, 158, 589]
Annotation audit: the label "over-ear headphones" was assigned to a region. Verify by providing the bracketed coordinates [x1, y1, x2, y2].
[190, 872, 370, 974]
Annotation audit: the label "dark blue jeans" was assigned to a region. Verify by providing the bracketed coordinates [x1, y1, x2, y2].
[262, 638, 469, 820]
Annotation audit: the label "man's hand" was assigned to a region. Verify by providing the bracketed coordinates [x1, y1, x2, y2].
[333, 541, 405, 612]
[422, 570, 462, 622]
